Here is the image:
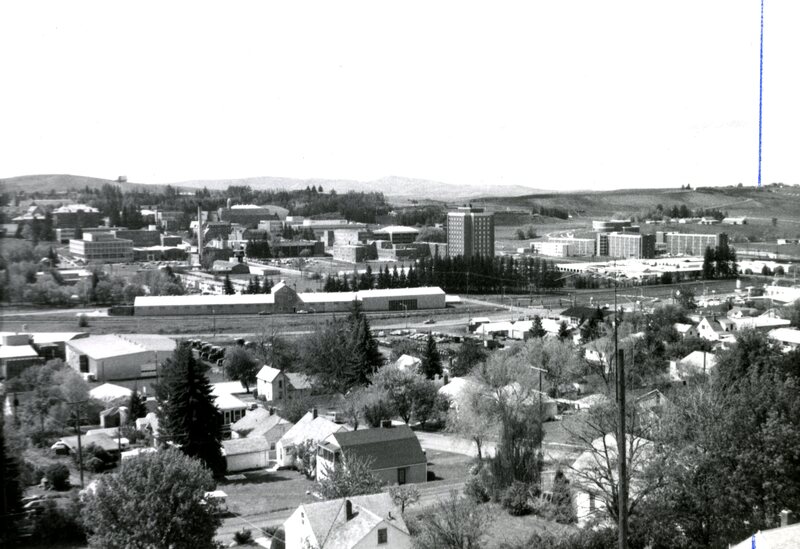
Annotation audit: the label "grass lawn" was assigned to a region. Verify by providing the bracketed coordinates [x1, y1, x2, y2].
[482, 502, 578, 548]
[219, 469, 317, 518]
[425, 449, 474, 486]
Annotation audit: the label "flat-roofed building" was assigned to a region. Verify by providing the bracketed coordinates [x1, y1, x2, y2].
[606, 233, 655, 259]
[373, 226, 419, 245]
[663, 232, 727, 256]
[65, 334, 176, 381]
[447, 206, 494, 259]
[134, 283, 447, 316]
[69, 232, 133, 263]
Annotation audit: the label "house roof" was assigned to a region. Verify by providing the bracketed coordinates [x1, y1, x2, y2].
[66, 334, 175, 359]
[58, 433, 120, 453]
[0, 331, 88, 345]
[280, 412, 349, 448]
[222, 437, 271, 456]
[374, 225, 420, 235]
[257, 365, 282, 382]
[329, 425, 426, 470]
[571, 433, 653, 481]
[438, 377, 478, 400]
[0, 345, 39, 359]
[394, 354, 422, 371]
[135, 293, 275, 307]
[214, 393, 248, 411]
[231, 408, 293, 438]
[560, 306, 607, 320]
[730, 522, 800, 549]
[286, 372, 312, 390]
[673, 323, 694, 333]
[89, 383, 133, 401]
[301, 492, 409, 549]
[769, 328, 800, 345]
[679, 351, 718, 371]
[211, 381, 248, 396]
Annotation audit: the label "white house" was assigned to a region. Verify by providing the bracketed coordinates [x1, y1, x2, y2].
[276, 410, 350, 468]
[569, 433, 654, 528]
[256, 365, 312, 402]
[230, 407, 293, 459]
[672, 323, 697, 339]
[282, 492, 412, 549]
[669, 351, 718, 381]
[214, 393, 249, 432]
[394, 354, 422, 372]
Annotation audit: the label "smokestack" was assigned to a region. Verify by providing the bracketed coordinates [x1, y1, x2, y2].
[345, 500, 354, 521]
[227, 198, 232, 209]
[781, 509, 796, 527]
[312, 408, 318, 419]
[269, 407, 274, 416]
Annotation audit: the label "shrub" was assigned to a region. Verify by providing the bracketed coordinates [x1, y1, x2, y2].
[264, 526, 285, 549]
[501, 480, 532, 516]
[20, 459, 44, 486]
[44, 462, 70, 490]
[464, 465, 493, 504]
[29, 496, 86, 544]
[234, 528, 253, 544]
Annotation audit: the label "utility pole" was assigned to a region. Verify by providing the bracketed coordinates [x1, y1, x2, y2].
[617, 348, 627, 549]
[72, 401, 85, 489]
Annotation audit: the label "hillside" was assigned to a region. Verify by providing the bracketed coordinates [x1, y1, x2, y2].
[1, 174, 538, 200]
[482, 186, 800, 222]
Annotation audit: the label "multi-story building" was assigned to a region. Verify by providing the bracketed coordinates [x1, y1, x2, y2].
[69, 232, 134, 263]
[661, 232, 727, 256]
[446, 206, 494, 259]
[605, 233, 656, 259]
[538, 237, 596, 257]
[372, 226, 419, 245]
[52, 204, 102, 230]
[592, 219, 635, 232]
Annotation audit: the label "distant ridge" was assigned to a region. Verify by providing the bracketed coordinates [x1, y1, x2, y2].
[1, 174, 540, 200]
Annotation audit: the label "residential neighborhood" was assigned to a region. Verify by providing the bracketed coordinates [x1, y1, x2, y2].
[2, 3, 800, 548]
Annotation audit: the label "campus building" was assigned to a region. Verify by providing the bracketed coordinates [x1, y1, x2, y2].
[446, 206, 494, 259]
[69, 232, 134, 263]
[660, 232, 727, 256]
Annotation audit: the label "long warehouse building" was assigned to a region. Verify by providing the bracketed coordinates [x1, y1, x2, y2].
[134, 281, 447, 316]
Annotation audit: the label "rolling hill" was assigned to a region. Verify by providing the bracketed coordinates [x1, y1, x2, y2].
[0, 174, 538, 200]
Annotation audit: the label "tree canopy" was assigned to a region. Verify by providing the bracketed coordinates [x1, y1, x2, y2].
[83, 448, 220, 549]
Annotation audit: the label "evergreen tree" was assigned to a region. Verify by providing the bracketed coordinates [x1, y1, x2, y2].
[156, 343, 225, 477]
[346, 301, 385, 386]
[252, 275, 261, 294]
[421, 332, 443, 379]
[128, 386, 147, 421]
[529, 315, 546, 338]
[391, 265, 400, 288]
[223, 274, 235, 295]
[246, 277, 257, 294]
[262, 277, 273, 294]
[0, 414, 23, 547]
[702, 246, 716, 279]
[557, 321, 570, 341]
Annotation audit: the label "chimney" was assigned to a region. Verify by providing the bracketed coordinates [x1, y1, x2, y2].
[345, 500, 354, 521]
[312, 408, 318, 419]
[269, 407, 275, 416]
[780, 509, 796, 528]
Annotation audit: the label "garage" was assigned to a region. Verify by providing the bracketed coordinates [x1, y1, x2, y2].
[222, 437, 271, 473]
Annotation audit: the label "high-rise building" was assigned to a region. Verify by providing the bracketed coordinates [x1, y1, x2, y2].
[605, 233, 656, 259]
[662, 232, 727, 256]
[446, 206, 495, 259]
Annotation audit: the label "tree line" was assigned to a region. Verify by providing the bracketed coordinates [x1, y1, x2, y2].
[322, 255, 564, 294]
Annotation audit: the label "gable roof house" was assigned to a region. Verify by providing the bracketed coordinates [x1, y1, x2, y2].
[277, 410, 350, 468]
[316, 424, 427, 486]
[283, 492, 411, 549]
[256, 365, 313, 403]
[669, 351, 718, 381]
[769, 327, 800, 351]
[672, 323, 697, 338]
[568, 433, 654, 528]
[230, 407, 293, 458]
[696, 317, 737, 344]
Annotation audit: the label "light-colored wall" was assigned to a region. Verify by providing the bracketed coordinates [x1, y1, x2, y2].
[352, 522, 412, 549]
[283, 506, 319, 549]
[226, 450, 269, 473]
[66, 345, 148, 381]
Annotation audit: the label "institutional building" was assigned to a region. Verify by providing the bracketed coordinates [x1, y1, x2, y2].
[605, 233, 656, 259]
[69, 232, 134, 263]
[534, 237, 596, 257]
[446, 206, 494, 259]
[660, 232, 727, 256]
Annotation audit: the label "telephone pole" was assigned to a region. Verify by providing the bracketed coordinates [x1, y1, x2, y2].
[617, 348, 628, 548]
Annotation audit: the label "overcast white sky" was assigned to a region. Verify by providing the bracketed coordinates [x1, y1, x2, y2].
[1, 1, 797, 191]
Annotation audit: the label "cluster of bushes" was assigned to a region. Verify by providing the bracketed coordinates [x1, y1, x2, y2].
[465, 462, 575, 523]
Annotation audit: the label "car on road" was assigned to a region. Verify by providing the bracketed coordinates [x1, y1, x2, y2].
[423, 318, 436, 325]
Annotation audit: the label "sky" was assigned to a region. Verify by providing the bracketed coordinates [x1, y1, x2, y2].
[1, 1, 798, 191]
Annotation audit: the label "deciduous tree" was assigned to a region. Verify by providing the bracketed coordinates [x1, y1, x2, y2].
[83, 448, 220, 549]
